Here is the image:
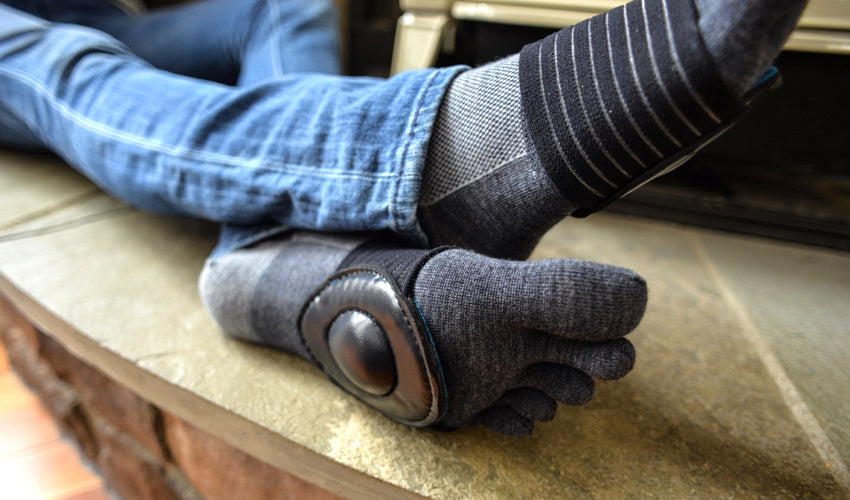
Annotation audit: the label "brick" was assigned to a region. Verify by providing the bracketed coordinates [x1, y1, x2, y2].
[92, 414, 201, 500]
[0, 295, 41, 374]
[39, 333, 168, 461]
[163, 412, 342, 500]
[0, 297, 99, 460]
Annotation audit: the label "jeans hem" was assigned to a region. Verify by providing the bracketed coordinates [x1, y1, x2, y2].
[391, 65, 467, 248]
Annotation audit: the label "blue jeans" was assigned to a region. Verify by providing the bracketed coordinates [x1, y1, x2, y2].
[0, 0, 464, 255]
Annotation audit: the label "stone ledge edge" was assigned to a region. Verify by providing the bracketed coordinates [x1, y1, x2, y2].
[0, 272, 424, 500]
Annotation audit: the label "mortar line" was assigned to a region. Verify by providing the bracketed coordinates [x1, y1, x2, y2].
[0, 189, 105, 233]
[0, 206, 134, 244]
[686, 230, 850, 493]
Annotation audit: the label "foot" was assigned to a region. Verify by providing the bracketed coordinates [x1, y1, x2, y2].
[200, 232, 646, 435]
[418, 0, 807, 259]
[415, 249, 645, 434]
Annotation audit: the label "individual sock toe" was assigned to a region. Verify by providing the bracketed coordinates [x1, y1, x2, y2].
[519, 364, 596, 407]
[540, 337, 637, 380]
[503, 258, 648, 342]
[476, 406, 535, 436]
[575, 338, 636, 380]
[495, 388, 558, 422]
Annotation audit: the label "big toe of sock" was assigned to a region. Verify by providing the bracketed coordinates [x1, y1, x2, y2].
[504, 258, 648, 341]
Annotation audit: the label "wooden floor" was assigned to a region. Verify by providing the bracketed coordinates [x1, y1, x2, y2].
[0, 341, 111, 500]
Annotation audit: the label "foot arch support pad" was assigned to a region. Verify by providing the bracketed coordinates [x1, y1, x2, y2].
[299, 245, 448, 427]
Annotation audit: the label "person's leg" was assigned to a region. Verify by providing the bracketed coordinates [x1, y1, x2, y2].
[2, 0, 341, 84]
[0, 0, 804, 435]
[418, 0, 808, 259]
[2, 0, 807, 255]
[0, 4, 457, 245]
[71, 0, 342, 84]
[0, 0, 144, 18]
[198, 0, 806, 435]
[0, 0, 146, 149]
[200, 231, 645, 435]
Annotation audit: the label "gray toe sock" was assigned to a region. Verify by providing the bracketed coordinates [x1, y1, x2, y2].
[414, 249, 645, 434]
[199, 233, 646, 435]
[199, 232, 363, 357]
[420, 0, 805, 260]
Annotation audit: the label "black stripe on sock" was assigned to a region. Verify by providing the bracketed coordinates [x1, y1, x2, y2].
[519, 0, 743, 213]
[338, 239, 450, 297]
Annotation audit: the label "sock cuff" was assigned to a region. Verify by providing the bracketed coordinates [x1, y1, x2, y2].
[519, 0, 744, 213]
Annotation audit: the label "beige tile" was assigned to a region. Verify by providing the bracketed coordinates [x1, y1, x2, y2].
[0, 372, 37, 413]
[0, 337, 7, 373]
[62, 487, 114, 500]
[0, 402, 62, 458]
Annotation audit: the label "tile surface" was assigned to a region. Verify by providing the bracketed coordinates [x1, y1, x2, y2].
[0, 372, 38, 412]
[1, 150, 847, 498]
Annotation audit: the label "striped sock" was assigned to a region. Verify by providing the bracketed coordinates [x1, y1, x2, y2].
[420, 0, 798, 259]
[519, 0, 743, 215]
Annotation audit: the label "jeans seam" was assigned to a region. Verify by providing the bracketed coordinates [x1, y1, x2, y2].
[265, 0, 284, 78]
[1, 63, 408, 180]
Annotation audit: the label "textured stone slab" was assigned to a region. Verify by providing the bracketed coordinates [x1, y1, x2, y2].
[695, 231, 850, 468]
[0, 150, 100, 231]
[0, 153, 846, 498]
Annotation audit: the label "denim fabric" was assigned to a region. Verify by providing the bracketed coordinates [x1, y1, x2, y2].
[0, 1, 464, 255]
[2, 0, 344, 85]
